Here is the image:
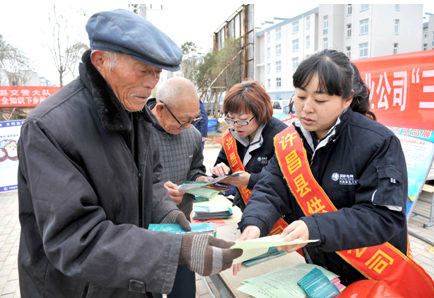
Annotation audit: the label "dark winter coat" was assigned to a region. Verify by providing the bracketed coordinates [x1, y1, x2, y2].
[192, 99, 208, 138]
[214, 116, 288, 210]
[17, 50, 182, 298]
[239, 108, 408, 286]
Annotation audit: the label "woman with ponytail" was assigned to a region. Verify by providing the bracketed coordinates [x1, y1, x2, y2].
[235, 50, 409, 287]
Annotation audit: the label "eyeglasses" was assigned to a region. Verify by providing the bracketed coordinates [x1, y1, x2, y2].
[225, 115, 255, 126]
[159, 100, 202, 129]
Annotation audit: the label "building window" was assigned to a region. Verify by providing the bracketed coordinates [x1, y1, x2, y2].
[424, 43, 427, 51]
[424, 27, 428, 38]
[276, 27, 281, 39]
[267, 47, 270, 58]
[395, 4, 400, 11]
[348, 4, 352, 15]
[268, 79, 270, 88]
[347, 24, 352, 38]
[306, 35, 310, 49]
[276, 77, 281, 88]
[306, 16, 311, 30]
[393, 43, 398, 54]
[293, 21, 299, 34]
[276, 61, 281, 72]
[394, 20, 399, 35]
[359, 42, 368, 58]
[292, 57, 299, 70]
[276, 45, 281, 56]
[324, 16, 328, 35]
[360, 19, 369, 35]
[361, 4, 369, 11]
[267, 31, 270, 43]
[267, 63, 270, 74]
[324, 37, 328, 49]
[293, 39, 299, 52]
[346, 46, 351, 58]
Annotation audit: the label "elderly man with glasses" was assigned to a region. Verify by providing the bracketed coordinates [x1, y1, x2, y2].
[147, 77, 212, 298]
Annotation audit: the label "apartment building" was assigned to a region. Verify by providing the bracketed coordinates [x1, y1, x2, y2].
[255, 4, 424, 100]
[423, 13, 434, 51]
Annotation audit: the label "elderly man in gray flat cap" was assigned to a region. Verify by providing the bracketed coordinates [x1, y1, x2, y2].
[17, 9, 241, 298]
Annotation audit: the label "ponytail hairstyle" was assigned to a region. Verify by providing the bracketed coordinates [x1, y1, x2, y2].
[293, 49, 376, 121]
[349, 62, 376, 120]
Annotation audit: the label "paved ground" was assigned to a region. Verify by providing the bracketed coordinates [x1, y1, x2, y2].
[1, 147, 433, 297]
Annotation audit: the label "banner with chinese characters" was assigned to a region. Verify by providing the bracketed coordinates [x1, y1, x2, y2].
[0, 120, 23, 192]
[354, 50, 434, 219]
[0, 86, 61, 107]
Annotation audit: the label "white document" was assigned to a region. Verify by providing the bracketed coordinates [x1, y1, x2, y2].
[231, 235, 318, 264]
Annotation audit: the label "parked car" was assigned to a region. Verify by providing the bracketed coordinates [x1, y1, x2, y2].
[272, 100, 297, 125]
[271, 100, 290, 114]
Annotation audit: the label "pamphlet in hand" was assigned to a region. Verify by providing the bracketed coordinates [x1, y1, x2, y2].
[178, 172, 243, 191]
[148, 223, 216, 235]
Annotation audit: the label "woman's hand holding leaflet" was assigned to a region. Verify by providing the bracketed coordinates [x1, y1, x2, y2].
[278, 220, 310, 253]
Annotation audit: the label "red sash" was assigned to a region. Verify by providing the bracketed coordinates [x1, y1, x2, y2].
[222, 130, 289, 236]
[274, 125, 434, 298]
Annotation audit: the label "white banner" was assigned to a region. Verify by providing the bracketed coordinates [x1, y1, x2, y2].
[0, 120, 23, 192]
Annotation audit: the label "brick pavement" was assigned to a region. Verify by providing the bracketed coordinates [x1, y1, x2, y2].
[1, 148, 433, 297]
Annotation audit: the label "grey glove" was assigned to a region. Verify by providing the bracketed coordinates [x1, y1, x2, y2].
[160, 210, 191, 231]
[179, 234, 243, 276]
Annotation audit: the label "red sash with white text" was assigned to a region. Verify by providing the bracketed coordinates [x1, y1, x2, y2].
[222, 130, 289, 235]
[274, 125, 434, 297]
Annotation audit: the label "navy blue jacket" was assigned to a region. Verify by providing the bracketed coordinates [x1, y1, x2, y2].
[239, 109, 408, 286]
[214, 117, 288, 210]
[192, 100, 208, 138]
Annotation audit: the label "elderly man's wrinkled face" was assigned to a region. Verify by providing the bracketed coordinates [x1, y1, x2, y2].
[102, 53, 162, 112]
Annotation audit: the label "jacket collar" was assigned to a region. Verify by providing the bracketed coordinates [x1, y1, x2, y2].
[79, 49, 156, 133]
[295, 107, 353, 160]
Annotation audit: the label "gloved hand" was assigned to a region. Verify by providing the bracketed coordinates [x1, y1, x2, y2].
[179, 234, 243, 276]
[160, 210, 191, 231]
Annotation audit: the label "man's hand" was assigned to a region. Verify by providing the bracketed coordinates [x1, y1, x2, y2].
[233, 225, 261, 276]
[277, 220, 309, 253]
[160, 210, 191, 231]
[164, 181, 185, 205]
[210, 162, 230, 177]
[179, 234, 243, 276]
[196, 176, 213, 182]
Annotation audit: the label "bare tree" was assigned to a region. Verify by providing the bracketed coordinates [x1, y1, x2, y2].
[195, 38, 242, 118]
[0, 34, 33, 86]
[180, 41, 199, 82]
[42, 5, 88, 86]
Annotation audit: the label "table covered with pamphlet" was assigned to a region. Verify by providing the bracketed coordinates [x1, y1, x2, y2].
[191, 195, 336, 297]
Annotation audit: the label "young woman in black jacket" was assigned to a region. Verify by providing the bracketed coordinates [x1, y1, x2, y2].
[234, 50, 419, 291]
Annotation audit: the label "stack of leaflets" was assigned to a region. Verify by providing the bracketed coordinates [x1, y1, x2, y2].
[192, 205, 233, 220]
[237, 263, 345, 298]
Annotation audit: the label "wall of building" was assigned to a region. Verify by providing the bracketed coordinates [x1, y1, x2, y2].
[423, 14, 434, 50]
[371, 4, 423, 57]
[254, 4, 426, 99]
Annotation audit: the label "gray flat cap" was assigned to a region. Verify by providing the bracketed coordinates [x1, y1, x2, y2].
[86, 9, 182, 71]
